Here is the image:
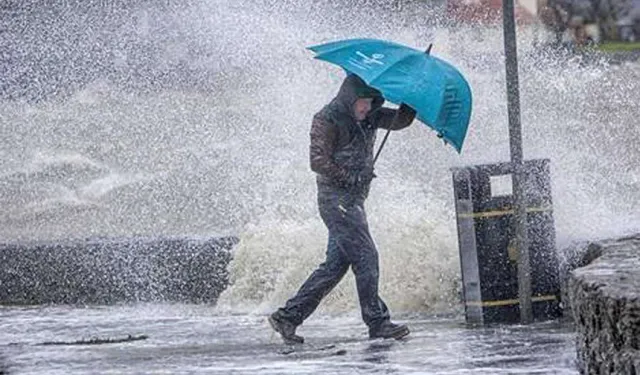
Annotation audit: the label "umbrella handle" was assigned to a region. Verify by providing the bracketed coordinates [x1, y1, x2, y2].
[373, 128, 392, 166]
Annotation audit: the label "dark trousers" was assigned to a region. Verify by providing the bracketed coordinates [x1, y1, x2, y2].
[276, 189, 390, 328]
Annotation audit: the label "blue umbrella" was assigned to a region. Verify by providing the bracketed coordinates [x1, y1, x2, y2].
[308, 38, 472, 153]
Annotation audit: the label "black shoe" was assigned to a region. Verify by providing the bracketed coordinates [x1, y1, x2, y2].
[369, 321, 410, 340]
[268, 312, 304, 344]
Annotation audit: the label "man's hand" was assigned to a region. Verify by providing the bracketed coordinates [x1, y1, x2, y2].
[358, 166, 377, 187]
[346, 166, 377, 188]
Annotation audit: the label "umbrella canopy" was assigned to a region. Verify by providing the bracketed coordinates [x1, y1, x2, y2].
[308, 38, 472, 153]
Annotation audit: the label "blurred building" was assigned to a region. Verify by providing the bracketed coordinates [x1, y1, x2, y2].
[445, 0, 538, 25]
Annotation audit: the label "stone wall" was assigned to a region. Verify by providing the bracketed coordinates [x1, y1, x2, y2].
[567, 234, 640, 374]
[0, 236, 238, 305]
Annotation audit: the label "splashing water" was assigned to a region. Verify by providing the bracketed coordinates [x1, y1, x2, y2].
[1, 0, 639, 315]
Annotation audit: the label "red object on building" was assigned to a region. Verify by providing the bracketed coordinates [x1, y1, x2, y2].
[445, 0, 536, 25]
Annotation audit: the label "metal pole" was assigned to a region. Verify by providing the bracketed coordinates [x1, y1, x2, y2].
[502, 0, 533, 324]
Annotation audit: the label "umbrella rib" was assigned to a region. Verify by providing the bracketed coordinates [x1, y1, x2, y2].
[367, 52, 424, 102]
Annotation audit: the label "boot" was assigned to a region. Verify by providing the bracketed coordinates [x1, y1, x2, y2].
[369, 320, 410, 340]
[268, 312, 304, 344]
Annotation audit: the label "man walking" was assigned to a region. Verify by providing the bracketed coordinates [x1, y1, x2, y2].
[269, 74, 416, 343]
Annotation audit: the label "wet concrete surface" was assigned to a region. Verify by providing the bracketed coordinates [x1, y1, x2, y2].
[0, 304, 578, 374]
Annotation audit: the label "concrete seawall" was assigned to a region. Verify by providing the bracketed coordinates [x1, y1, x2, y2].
[0, 236, 238, 305]
[567, 234, 640, 374]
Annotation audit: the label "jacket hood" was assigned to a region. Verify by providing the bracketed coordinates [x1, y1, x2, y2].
[332, 74, 385, 120]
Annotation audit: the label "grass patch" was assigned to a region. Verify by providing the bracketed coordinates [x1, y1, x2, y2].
[597, 42, 640, 52]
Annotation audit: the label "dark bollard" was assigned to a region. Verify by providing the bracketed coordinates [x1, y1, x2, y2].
[451, 159, 561, 324]
[0, 236, 238, 305]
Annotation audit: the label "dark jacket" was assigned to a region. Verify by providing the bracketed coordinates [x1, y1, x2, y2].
[309, 74, 416, 197]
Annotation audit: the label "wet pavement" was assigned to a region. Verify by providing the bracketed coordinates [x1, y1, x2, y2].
[0, 304, 578, 374]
